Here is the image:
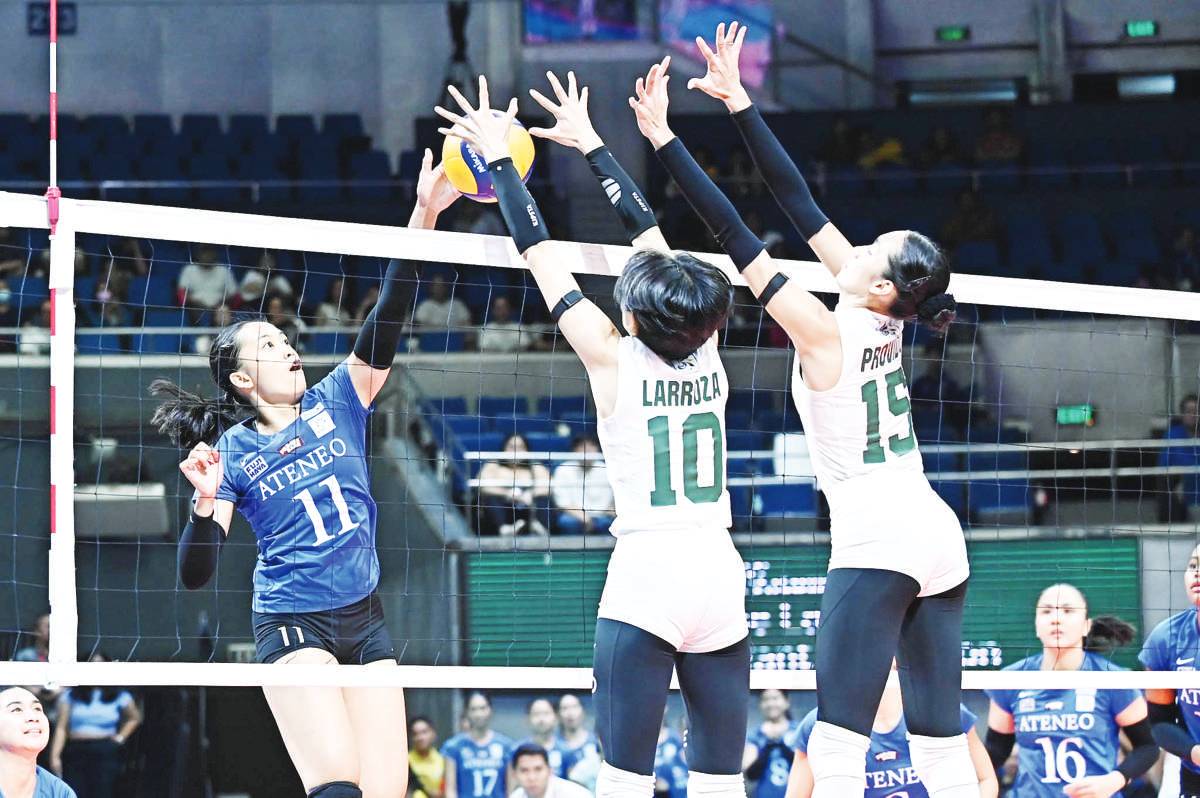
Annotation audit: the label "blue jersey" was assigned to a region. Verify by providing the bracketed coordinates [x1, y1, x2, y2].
[747, 721, 801, 798]
[789, 705, 976, 798]
[559, 731, 600, 782]
[654, 729, 688, 798]
[215, 362, 378, 613]
[987, 652, 1142, 797]
[0, 767, 77, 798]
[441, 732, 515, 798]
[1140, 609, 1200, 774]
[517, 737, 567, 777]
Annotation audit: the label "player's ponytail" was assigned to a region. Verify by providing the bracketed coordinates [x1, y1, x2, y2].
[149, 319, 257, 449]
[1083, 614, 1136, 654]
[885, 231, 956, 335]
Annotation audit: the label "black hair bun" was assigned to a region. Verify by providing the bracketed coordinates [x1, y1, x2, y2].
[916, 292, 957, 335]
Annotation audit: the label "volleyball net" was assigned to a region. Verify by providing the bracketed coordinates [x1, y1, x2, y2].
[1, 187, 1199, 693]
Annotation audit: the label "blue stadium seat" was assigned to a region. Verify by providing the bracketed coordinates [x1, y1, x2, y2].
[13, 275, 48, 309]
[873, 164, 919, 196]
[954, 240, 1001, 275]
[133, 114, 174, 144]
[478, 396, 530, 418]
[297, 150, 342, 203]
[322, 114, 365, 139]
[495, 416, 560, 438]
[726, 429, 766, 454]
[126, 274, 173, 308]
[924, 164, 972, 195]
[303, 332, 349, 355]
[976, 163, 1021, 192]
[965, 450, 1031, 523]
[229, 115, 269, 150]
[76, 332, 130, 354]
[836, 216, 879, 246]
[1026, 140, 1070, 189]
[275, 114, 317, 142]
[538, 395, 587, 419]
[348, 151, 394, 201]
[398, 150, 423, 180]
[522, 432, 573, 454]
[1056, 212, 1106, 269]
[422, 396, 468, 416]
[1072, 138, 1123, 188]
[752, 482, 817, 518]
[439, 415, 489, 438]
[826, 167, 868, 197]
[1112, 218, 1161, 264]
[1004, 212, 1054, 278]
[922, 448, 966, 519]
[417, 331, 465, 352]
[179, 115, 221, 149]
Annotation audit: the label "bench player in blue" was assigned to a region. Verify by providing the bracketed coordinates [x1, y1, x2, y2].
[985, 584, 1157, 798]
[149, 151, 461, 798]
[1141, 543, 1200, 798]
[744, 690, 800, 798]
[519, 698, 567, 778]
[442, 693, 515, 798]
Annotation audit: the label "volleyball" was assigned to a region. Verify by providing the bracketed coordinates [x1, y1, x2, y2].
[441, 116, 535, 203]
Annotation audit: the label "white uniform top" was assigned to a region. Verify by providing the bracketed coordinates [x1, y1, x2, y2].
[791, 304, 924, 490]
[597, 336, 731, 535]
[509, 776, 594, 798]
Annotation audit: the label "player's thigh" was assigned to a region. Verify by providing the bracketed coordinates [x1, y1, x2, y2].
[593, 618, 676, 776]
[343, 659, 407, 798]
[815, 568, 918, 736]
[896, 579, 968, 737]
[263, 647, 360, 791]
[674, 635, 751, 775]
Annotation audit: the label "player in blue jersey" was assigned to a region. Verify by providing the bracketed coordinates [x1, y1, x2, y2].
[744, 690, 800, 798]
[984, 584, 1157, 798]
[655, 719, 688, 798]
[1141, 543, 1200, 798]
[520, 698, 566, 778]
[556, 694, 600, 791]
[442, 693, 515, 798]
[785, 670, 996, 798]
[149, 151, 461, 798]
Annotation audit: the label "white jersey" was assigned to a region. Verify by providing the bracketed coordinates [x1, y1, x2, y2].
[791, 304, 924, 490]
[597, 336, 732, 535]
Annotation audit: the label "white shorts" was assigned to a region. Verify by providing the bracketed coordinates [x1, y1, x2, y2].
[598, 526, 747, 653]
[823, 470, 969, 597]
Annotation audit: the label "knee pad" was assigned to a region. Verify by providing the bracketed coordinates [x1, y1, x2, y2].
[595, 762, 655, 798]
[686, 770, 744, 798]
[907, 734, 977, 798]
[806, 721, 870, 798]
[308, 781, 362, 798]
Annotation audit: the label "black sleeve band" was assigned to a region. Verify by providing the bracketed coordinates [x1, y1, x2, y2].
[731, 105, 830, 241]
[489, 157, 550, 254]
[550, 290, 585, 323]
[1115, 718, 1159, 784]
[353, 258, 421, 369]
[1149, 700, 1198, 759]
[178, 510, 224, 590]
[654, 137, 766, 272]
[756, 272, 790, 307]
[584, 146, 658, 243]
[983, 728, 1015, 771]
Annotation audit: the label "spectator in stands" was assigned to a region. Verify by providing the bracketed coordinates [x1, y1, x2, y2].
[742, 690, 798, 798]
[0, 686, 76, 798]
[520, 699, 565, 776]
[478, 296, 536, 353]
[1159, 394, 1200, 522]
[744, 211, 786, 258]
[12, 612, 50, 664]
[235, 252, 294, 312]
[556, 694, 600, 792]
[409, 716, 446, 798]
[18, 299, 51, 355]
[457, 202, 506, 238]
[33, 245, 88, 280]
[654, 717, 688, 798]
[973, 107, 1024, 164]
[0, 227, 25, 277]
[49, 653, 141, 798]
[909, 340, 972, 433]
[313, 276, 354, 327]
[724, 150, 760, 198]
[414, 275, 472, 330]
[855, 128, 906, 171]
[815, 115, 859, 167]
[915, 125, 967, 169]
[550, 435, 614, 535]
[0, 279, 15, 354]
[264, 295, 307, 347]
[176, 246, 237, 323]
[1166, 225, 1199, 291]
[509, 744, 591, 798]
[940, 189, 1000, 248]
[354, 284, 381, 325]
[476, 433, 551, 535]
[692, 146, 721, 180]
[192, 304, 233, 355]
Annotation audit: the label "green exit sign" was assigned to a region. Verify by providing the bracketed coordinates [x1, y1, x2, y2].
[1125, 19, 1159, 38]
[1056, 404, 1096, 427]
[936, 25, 971, 43]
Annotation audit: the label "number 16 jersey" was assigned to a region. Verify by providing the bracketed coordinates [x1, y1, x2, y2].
[216, 361, 379, 614]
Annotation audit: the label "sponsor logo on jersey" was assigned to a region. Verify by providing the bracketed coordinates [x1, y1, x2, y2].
[875, 318, 901, 334]
[242, 455, 268, 479]
[874, 750, 898, 762]
[1178, 656, 1196, 665]
[278, 436, 304, 456]
[671, 352, 699, 370]
[301, 402, 336, 438]
[1074, 693, 1096, 712]
[1018, 690, 1037, 698]
[1018, 697, 1036, 713]
[1046, 701, 1064, 711]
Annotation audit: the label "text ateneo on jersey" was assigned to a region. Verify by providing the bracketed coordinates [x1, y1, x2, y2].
[254, 436, 351, 499]
[641, 372, 722, 407]
[860, 335, 902, 372]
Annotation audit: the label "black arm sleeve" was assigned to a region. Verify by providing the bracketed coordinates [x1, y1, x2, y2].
[178, 510, 224, 590]
[488, 157, 551, 254]
[352, 258, 421, 369]
[730, 105, 830, 241]
[983, 728, 1015, 771]
[584, 146, 658, 243]
[1116, 717, 1159, 784]
[654, 138, 765, 271]
[1149, 700, 1198, 760]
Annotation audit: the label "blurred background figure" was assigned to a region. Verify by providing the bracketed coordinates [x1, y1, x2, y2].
[409, 716, 446, 798]
[508, 744, 591, 798]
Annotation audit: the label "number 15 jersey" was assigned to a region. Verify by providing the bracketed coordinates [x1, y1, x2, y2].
[597, 336, 731, 535]
[216, 361, 379, 614]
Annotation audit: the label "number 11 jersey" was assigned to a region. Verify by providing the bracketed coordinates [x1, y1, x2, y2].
[216, 361, 379, 614]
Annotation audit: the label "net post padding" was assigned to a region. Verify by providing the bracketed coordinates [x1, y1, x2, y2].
[1, 190, 1198, 321]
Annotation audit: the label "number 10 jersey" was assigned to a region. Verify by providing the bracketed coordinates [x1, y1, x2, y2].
[597, 336, 731, 536]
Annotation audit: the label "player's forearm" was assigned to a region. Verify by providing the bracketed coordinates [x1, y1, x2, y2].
[583, 146, 658, 245]
[353, 259, 422, 369]
[178, 510, 224, 590]
[1148, 701, 1197, 760]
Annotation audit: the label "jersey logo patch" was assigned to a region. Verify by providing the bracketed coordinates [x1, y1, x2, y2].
[242, 455, 268, 479]
[1074, 693, 1095, 712]
[302, 402, 337, 438]
[1018, 698, 1036, 713]
[1045, 701, 1064, 711]
[874, 750, 898, 762]
[278, 436, 304, 456]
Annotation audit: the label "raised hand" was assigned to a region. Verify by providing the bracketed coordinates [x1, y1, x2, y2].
[434, 75, 519, 165]
[528, 70, 604, 154]
[415, 147, 460, 217]
[628, 56, 675, 149]
[687, 21, 752, 113]
[180, 442, 221, 499]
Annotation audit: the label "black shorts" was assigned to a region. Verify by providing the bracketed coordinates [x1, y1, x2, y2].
[252, 592, 396, 665]
[1182, 763, 1200, 798]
